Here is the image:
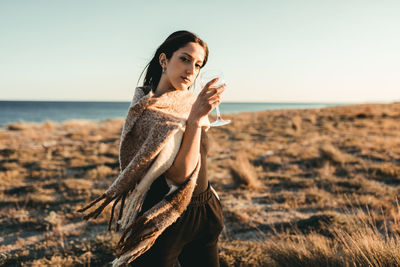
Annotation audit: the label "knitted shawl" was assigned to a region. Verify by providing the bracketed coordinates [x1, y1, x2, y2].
[78, 86, 207, 266]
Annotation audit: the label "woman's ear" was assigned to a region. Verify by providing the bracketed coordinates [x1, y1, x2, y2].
[159, 53, 167, 67]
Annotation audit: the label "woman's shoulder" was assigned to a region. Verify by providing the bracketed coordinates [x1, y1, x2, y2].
[129, 86, 154, 107]
[135, 86, 153, 96]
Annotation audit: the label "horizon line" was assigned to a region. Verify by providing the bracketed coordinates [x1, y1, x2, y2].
[0, 99, 397, 105]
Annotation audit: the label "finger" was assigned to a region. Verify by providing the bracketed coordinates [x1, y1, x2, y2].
[205, 79, 223, 93]
[199, 78, 219, 95]
[210, 99, 221, 108]
[215, 85, 226, 95]
[206, 87, 225, 98]
[209, 95, 221, 104]
[205, 84, 226, 97]
[205, 78, 220, 89]
[208, 94, 221, 102]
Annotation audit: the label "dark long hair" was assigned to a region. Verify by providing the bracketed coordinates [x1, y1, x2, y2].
[138, 30, 209, 92]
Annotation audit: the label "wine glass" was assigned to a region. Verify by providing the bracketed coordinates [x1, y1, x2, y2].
[199, 70, 231, 127]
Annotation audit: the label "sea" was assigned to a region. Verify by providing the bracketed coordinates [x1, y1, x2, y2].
[0, 101, 348, 127]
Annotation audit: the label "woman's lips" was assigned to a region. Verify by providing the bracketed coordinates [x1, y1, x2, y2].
[181, 76, 191, 83]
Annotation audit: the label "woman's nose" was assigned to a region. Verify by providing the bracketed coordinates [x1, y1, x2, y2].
[186, 64, 195, 74]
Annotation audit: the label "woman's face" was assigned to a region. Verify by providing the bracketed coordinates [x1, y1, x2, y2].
[161, 42, 205, 91]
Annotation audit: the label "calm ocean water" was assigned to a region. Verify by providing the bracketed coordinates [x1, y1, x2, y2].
[0, 101, 346, 127]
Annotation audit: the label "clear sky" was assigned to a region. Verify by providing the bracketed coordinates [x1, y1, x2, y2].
[1, 0, 399, 103]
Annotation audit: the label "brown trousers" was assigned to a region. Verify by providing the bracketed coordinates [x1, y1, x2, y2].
[130, 175, 224, 267]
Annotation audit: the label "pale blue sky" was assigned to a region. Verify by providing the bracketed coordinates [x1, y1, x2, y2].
[1, 0, 399, 102]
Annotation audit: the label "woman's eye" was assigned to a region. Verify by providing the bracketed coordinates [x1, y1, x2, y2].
[181, 56, 201, 68]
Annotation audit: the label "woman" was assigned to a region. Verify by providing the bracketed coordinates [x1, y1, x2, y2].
[130, 30, 226, 266]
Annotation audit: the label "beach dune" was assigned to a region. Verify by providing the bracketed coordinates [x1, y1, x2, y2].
[1, 103, 400, 266]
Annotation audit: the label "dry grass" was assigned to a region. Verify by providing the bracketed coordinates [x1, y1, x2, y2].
[228, 152, 263, 190]
[319, 143, 348, 165]
[264, 206, 400, 267]
[1, 103, 400, 266]
[86, 165, 115, 179]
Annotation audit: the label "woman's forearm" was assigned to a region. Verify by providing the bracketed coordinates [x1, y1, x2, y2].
[165, 118, 202, 184]
[165, 79, 225, 184]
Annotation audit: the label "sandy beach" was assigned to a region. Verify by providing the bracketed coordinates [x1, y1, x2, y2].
[1, 103, 399, 266]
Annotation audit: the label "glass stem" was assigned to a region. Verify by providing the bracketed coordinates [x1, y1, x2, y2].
[215, 106, 222, 120]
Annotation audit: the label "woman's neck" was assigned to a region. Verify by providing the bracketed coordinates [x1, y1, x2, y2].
[154, 77, 175, 97]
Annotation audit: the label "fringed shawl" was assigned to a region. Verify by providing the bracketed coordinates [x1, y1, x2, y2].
[78, 86, 206, 266]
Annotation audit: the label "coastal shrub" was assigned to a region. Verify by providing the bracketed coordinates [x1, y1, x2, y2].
[228, 152, 263, 190]
[86, 165, 114, 179]
[265, 207, 400, 267]
[319, 143, 346, 165]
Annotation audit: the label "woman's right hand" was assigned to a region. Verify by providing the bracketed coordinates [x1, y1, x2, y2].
[187, 78, 226, 126]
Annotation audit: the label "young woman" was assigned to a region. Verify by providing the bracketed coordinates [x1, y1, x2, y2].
[130, 31, 226, 266]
